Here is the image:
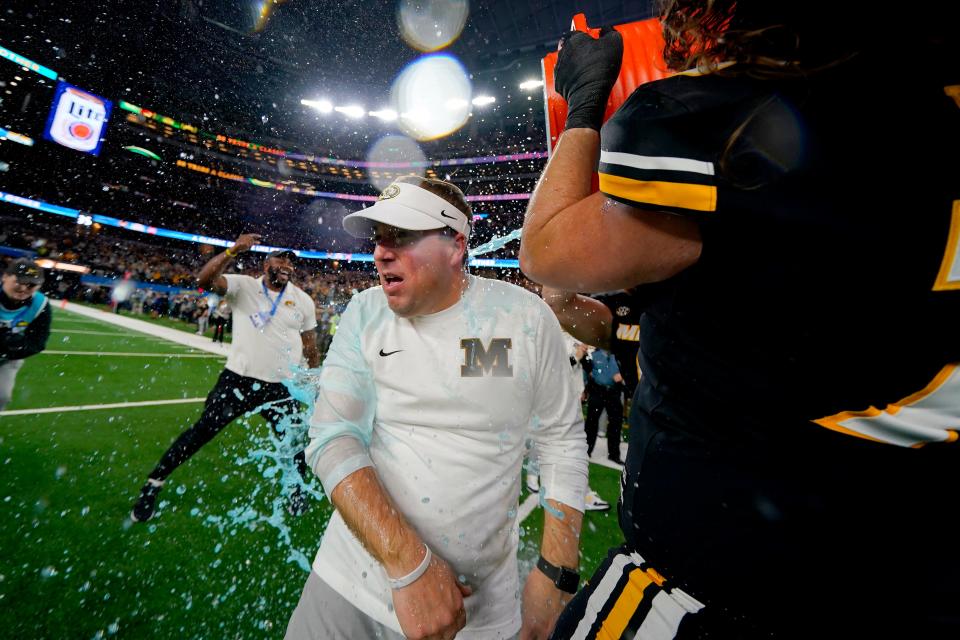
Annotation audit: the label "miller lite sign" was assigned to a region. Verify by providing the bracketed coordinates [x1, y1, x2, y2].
[43, 81, 112, 156]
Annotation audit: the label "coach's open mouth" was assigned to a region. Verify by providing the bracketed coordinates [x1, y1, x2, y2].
[381, 273, 404, 292]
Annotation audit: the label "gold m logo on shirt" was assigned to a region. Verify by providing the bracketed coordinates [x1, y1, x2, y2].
[460, 338, 513, 378]
[615, 324, 640, 342]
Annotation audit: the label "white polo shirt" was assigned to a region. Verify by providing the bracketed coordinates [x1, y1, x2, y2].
[306, 276, 588, 638]
[223, 274, 317, 383]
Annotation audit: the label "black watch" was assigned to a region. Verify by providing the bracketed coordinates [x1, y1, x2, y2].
[536, 555, 580, 594]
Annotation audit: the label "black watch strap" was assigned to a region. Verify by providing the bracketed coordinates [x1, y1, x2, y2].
[537, 555, 580, 594]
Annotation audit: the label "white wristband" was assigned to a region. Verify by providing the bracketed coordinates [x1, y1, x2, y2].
[387, 544, 432, 590]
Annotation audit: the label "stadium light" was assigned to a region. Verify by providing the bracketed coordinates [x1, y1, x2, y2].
[335, 105, 366, 119]
[301, 98, 333, 113]
[445, 98, 469, 110]
[519, 79, 544, 90]
[369, 109, 399, 121]
[34, 258, 90, 274]
[401, 109, 431, 125]
[471, 95, 496, 106]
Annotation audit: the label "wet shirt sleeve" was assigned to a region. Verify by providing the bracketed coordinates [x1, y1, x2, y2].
[529, 302, 589, 512]
[304, 297, 376, 495]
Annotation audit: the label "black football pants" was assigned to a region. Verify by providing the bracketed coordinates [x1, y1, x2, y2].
[149, 368, 308, 481]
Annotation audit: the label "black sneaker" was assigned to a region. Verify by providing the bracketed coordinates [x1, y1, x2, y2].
[131, 479, 164, 522]
[287, 485, 310, 516]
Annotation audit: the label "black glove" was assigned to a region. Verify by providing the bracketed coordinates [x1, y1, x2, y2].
[2, 331, 26, 356]
[554, 28, 624, 131]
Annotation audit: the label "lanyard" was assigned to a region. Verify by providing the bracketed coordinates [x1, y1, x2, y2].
[261, 281, 287, 317]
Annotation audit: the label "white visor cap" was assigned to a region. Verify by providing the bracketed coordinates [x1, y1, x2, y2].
[343, 182, 470, 240]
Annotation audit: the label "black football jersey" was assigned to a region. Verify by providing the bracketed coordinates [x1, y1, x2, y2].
[593, 290, 644, 393]
[598, 55, 960, 448]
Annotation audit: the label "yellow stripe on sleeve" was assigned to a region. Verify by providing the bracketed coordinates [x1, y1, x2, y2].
[596, 568, 654, 640]
[599, 172, 717, 212]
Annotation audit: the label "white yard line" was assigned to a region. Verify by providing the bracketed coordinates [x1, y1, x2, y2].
[0, 397, 207, 416]
[53, 300, 231, 356]
[51, 329, 195, 349]
[588, 443, 629, 471]
[51, 329, 134, 336]
[40, 350, 224, 358]
[518, 491, 541, 523]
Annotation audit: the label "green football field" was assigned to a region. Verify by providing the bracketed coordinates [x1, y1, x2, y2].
[0, 308, 625, 639]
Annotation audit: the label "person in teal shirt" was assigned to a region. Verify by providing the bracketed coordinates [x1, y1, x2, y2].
[0, 259, 50, 410]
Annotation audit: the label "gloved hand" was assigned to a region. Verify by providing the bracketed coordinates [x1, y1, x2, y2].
[554, 28, 624, 131]
[1, 331, 25, 357]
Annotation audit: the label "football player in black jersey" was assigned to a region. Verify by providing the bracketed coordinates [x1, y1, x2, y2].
[522, 1, 960, 637]
[542, 286, 647, 465]
[542, 286, 645, 421]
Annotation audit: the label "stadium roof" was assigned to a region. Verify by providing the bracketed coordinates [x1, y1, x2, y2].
[5, 0, 656, 146]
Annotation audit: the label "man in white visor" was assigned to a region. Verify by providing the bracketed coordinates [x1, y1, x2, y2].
[286, 176, 589, 640]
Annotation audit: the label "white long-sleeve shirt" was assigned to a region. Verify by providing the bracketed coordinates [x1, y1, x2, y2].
[305, 275, 588, 638]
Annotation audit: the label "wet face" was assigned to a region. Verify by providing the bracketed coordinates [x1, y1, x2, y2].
[2, 274, 40, 302]
[263, 257, 294, 289]
[371, 223, 466, 318]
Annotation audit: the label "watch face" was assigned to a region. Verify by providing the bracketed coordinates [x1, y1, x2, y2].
[537, 555, 580, 594]
[557, 568, 580, 594]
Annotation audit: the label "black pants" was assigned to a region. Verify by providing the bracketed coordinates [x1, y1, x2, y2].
[317, 332, 333, 358]
[211, 318, 227, 343]
[149, 368, 308, 481]
[584, 384, 623, 460]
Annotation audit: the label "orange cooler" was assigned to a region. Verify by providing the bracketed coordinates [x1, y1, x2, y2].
[542, 13, 670, 155]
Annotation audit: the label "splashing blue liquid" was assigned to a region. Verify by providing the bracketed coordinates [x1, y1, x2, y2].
[468, 228, 522, 258]
[538, 493, 566, 520]
[197, 363, 328, 573]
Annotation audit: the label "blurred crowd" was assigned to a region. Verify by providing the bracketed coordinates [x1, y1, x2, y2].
[2, 215, 539, 356]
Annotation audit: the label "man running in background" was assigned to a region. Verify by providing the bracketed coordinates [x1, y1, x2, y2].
[0, 259, 51, 411]
[131, 234, 320, 522]
[286, 176, 589, 640]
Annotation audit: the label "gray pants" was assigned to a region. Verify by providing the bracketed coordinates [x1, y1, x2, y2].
[285, 571, 405, 640]
[0, 359, 25, 411]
